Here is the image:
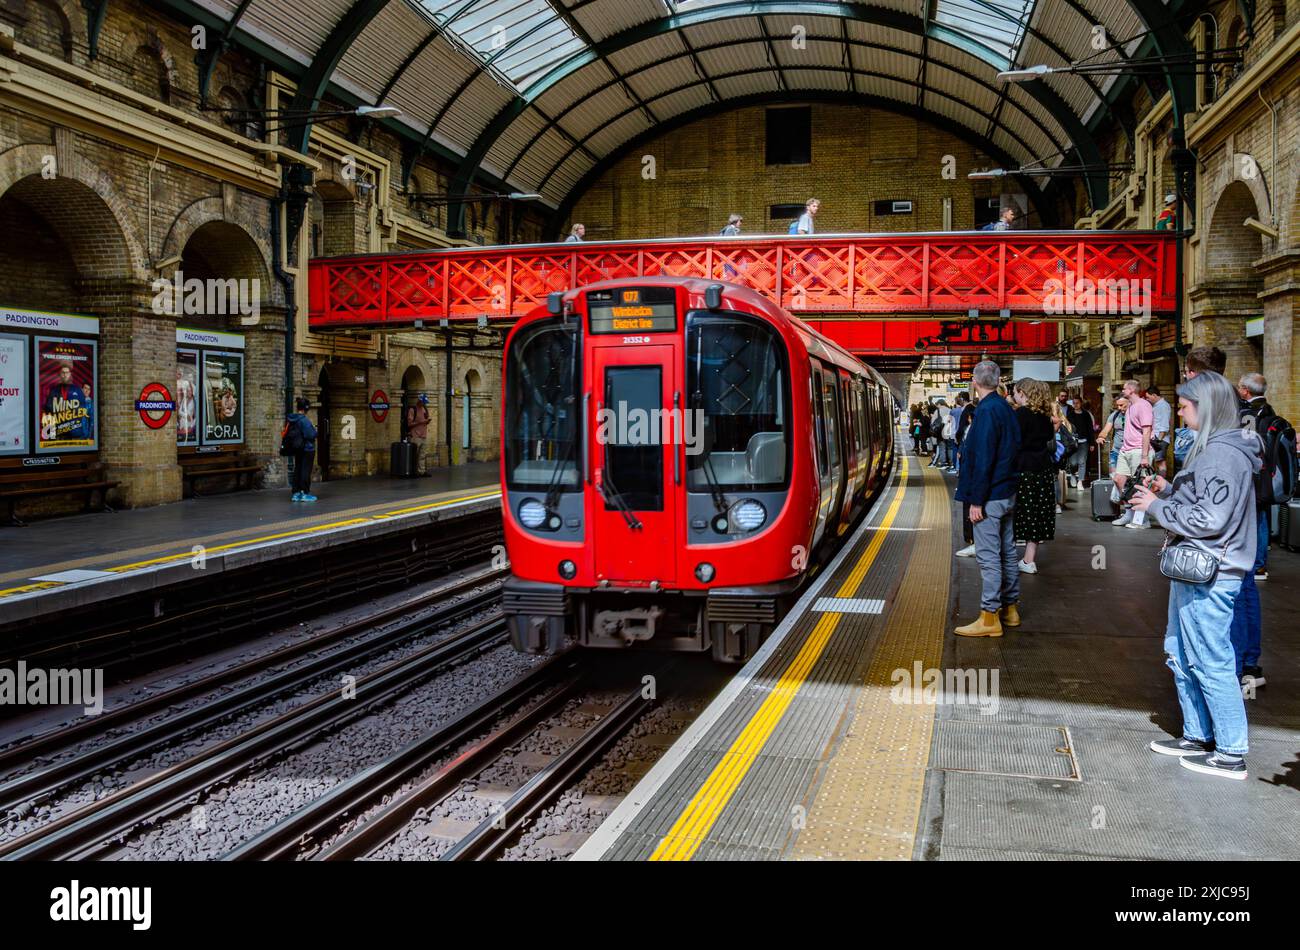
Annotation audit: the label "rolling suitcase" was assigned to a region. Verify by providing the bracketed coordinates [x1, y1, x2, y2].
[1091, 478, 1120, 521]
[1282, 500, 1300, 552]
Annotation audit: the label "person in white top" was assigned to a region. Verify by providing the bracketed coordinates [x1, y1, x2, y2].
[1146, 384, 1172, 476]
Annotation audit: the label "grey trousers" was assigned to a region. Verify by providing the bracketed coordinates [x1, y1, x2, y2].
[973, 496, 1020, 613]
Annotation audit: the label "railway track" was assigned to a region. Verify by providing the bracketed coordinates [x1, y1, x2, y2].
[0, 613, 510, 861]
[0, 566, 506, 814]
[227, 660, 674, 862]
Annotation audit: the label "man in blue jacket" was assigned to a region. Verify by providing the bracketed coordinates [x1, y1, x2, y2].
[954, 360, 1021, 637]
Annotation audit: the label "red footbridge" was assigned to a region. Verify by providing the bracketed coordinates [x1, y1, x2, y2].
[307, 231, 1177, 364]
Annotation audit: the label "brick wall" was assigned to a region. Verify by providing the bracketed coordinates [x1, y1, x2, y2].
[568, 103, 1034, 238]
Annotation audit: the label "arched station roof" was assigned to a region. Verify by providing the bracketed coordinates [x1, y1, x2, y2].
[186, 0, 1195, 223]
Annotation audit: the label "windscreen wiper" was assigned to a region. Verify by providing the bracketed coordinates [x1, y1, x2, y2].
[600, 471, 642, 530]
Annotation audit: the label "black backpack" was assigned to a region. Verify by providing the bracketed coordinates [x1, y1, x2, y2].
[1252, 410, 1297, 506]
[279, 416, 305, 457]
[1056, 424, 1079, 463]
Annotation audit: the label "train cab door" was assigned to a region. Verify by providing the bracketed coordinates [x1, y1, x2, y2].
[590, 343, 680, 586]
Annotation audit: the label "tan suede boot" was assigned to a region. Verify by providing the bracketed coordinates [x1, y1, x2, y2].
[955, 610, 1003, 638]
[1000, 604, 1021, 627]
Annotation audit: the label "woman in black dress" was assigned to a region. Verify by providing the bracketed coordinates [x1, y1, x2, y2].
[1012, 378, 1057, 574]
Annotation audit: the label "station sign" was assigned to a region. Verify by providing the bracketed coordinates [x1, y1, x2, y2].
[136, 382, 176, 430]
[175, 327, 245, 350]
[0, 307, 100, 336]
[369, 390, 391, 423]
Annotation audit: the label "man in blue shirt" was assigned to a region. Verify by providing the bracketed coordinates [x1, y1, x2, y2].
[285, 396, 319, 503]
[954, 360, 1022, 637]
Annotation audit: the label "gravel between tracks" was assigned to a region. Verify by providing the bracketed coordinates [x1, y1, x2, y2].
[0, 578, 503, 845]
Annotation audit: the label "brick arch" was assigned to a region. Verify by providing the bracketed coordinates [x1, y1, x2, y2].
[162, 196, 274, 287]
[394, 353, 433, 396]
[14, 0, 87, 63]
[1205, 179, 1264, 281]
[0, 143, 148, 282]
[121, 27, 179, 103]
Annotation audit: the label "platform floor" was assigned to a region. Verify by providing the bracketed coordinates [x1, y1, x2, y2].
[0, 463, 500, 602]
[577, 456, 1300, 861]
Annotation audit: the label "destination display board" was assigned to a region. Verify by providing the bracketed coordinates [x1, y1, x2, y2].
[588, 286, 677, 334]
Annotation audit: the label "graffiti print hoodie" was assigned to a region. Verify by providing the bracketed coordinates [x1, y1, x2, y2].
[1149, 428, 1263, 580]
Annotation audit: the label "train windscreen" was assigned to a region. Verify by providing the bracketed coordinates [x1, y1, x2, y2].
[505, 319, 580, 492]
[686, 312, 789, 492]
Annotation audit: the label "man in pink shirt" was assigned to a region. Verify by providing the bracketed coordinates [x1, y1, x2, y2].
[1113, 378, 1153, 528]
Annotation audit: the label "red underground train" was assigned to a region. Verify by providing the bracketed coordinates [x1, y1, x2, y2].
[500, 276, 896, 663]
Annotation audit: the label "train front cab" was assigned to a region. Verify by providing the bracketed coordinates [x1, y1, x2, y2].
[502, 280, 889, 663]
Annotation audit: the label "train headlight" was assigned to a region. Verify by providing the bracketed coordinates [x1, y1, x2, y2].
[559, 560, 577, 580]
[695, 562, 715, 583]
[518, 499, 547, 529]
[730, 499, 767, 532]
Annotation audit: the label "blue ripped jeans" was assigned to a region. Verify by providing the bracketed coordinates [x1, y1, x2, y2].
[1165, 577, 1248, 756]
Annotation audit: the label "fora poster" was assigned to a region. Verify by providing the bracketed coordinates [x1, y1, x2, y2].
[202, 350, 243, 444]
[37, 337, 97, 452]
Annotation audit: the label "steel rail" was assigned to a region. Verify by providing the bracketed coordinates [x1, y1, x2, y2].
[0, 565, 503, 777]
[231, 658, 583, 861]
[0, 616, 509, 861]
[0, 579, 505, 814]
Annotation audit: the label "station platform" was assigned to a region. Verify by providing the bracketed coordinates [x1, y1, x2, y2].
[0, 464, 500, 622]
[577, 456, 1300, 861]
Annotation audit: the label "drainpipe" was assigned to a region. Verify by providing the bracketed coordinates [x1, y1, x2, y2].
[445, 328, 454, 465]
[271, 164, 315, 416]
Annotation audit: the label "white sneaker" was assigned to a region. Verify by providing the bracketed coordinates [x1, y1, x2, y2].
[955, 544, 977, 558]
[1055, 505, 1063, 514]
[1112, 512, 1132, 527]
[1018, 560, 1039, 574]
[1125, 519, 1150, 529]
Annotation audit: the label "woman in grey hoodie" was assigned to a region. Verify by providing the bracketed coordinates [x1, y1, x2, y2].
[1128, 371, 1261, 780]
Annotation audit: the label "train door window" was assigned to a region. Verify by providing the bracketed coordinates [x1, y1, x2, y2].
[839, 372, 854, 458]
[812, 365, 828, 478]
[604, 366, 663, 511]
[821, 370, 840, 474]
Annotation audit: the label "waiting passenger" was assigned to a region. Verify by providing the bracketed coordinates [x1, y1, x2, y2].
[1184, 345, 1226, 378]
[1128, 371, 1261, 780]
[1011, 379, 1056, 575]
[1232, 372, 1274, 689]
[284, 396, 318, 503]
[1111, 379, 1154, 529]
[565, 223, 586, 242]
[720, 213, 743, 236]
[954, 360, 1021, 637]
[1096, 395, 1128, 477]
[1065, 396, 1095, 489]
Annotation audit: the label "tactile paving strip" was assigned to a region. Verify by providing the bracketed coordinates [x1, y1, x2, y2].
[586, 457, 926, 861]
[788, 462, 952, 860]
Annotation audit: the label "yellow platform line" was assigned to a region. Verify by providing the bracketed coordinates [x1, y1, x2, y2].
[0, 488, 501, 592]
[649, 457, 911, 862]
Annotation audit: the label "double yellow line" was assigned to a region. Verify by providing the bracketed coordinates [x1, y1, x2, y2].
[0, 489, 501, 595]
[649, 458, 911, 861]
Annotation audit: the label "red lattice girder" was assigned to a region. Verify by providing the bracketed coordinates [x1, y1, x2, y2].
[307, 232, 1177, 329]
[447, 256, 510, 317]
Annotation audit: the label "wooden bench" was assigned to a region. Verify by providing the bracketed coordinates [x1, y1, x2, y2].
[179, 449, 261, 497]
[0, 458, 118, 526]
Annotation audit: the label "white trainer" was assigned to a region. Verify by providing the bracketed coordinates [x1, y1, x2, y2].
[955, 544, 977, 558]
[1018, 560, 1039, 574]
